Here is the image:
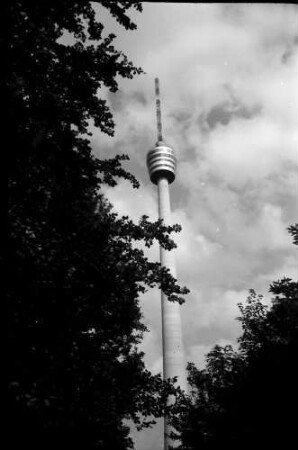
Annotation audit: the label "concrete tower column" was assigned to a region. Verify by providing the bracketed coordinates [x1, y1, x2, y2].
[158, 177, 187, 450]
[158, 177, 186, 389]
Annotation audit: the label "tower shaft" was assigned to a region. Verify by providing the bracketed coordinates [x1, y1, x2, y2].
[158, 177, 187, 450]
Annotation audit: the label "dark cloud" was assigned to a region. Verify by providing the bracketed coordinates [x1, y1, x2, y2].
[281, 34, 298, 64]
[131, 90, 148, 106]
[206, 101, 261, 129]
[108, 90, 148, 113]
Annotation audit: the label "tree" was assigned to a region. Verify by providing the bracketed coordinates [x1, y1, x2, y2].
[6, 2, 189, 449]
[175, 224, 298, 450]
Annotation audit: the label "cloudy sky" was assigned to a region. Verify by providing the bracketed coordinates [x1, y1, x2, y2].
[90, 3, 297, 448]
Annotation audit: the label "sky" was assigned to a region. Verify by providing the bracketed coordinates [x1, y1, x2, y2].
[89, 3, 297, 449]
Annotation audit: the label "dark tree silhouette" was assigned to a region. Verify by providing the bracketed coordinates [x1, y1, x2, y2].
[174, 224, 298, 450]
[6, 2, 189, 449]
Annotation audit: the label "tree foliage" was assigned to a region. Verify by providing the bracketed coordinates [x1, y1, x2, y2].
[175, 224, 298, 450]
[6, 2, 189, 449]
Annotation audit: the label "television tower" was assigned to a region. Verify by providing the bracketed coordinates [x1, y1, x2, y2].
[147, 79, 187, 450]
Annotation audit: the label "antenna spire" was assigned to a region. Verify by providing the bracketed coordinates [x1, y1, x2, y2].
[155, 78, 163, 143]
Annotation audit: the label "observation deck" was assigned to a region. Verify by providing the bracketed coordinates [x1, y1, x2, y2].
[147, 141, 177, 185]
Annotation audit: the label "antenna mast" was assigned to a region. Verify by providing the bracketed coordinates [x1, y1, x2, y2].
[155, 78, 163, 143]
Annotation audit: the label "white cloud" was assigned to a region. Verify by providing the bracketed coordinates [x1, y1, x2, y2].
[206, 116, 296, 187]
